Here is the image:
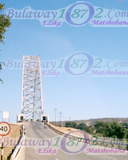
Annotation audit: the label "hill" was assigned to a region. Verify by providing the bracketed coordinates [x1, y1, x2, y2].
[51, 117, 128, 126]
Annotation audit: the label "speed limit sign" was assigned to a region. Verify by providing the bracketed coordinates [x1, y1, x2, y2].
[0, 122, 11, 136]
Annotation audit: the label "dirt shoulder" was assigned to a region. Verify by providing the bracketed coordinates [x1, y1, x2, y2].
[0, 123, 22, 160]
[49, 123, 91, 138]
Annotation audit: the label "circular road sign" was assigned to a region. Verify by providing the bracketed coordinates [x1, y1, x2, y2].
[0, 122, 11, 136]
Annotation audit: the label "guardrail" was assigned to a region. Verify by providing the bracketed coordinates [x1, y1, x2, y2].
[47, 123, 128, 151]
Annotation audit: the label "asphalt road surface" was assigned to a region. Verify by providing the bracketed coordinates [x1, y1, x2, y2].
[16, 122, 128, 160]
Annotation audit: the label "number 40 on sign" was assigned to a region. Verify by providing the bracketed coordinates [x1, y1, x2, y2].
[0, 122, 11, 136]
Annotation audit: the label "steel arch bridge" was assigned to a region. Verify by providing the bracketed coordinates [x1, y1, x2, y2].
[21, 56, 43, 120]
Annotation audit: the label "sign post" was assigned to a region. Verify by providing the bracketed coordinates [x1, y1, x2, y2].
[0, 122, 11, 160]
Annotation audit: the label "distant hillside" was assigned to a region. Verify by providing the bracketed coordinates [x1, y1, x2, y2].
[74, 118, 128, 126]
[51, 118, 128, 126]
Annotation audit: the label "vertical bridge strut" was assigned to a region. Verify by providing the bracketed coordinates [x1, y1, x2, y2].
[21, 56, 43, 120]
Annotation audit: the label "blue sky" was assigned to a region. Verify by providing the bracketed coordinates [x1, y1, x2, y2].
[0, 0, 128, 122]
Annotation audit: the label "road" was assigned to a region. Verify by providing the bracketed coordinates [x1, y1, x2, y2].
[16, 122, 128, 160]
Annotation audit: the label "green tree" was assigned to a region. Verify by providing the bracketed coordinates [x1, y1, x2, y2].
[122, 123, 128, 129]
[94, 121, 108, 136]
[0, 4, 11, 82]
[110, 122, 126, 139]
[0, 62, 5, 82]
[65, 121, 77, 129]
[65, 122, 72, 128]
[77, 123, 95, 134]
[0, 4, 11, 43]
[77, 123, 86, 130]
[71, 122, 77, 128]
[94, 121, 127, 139]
